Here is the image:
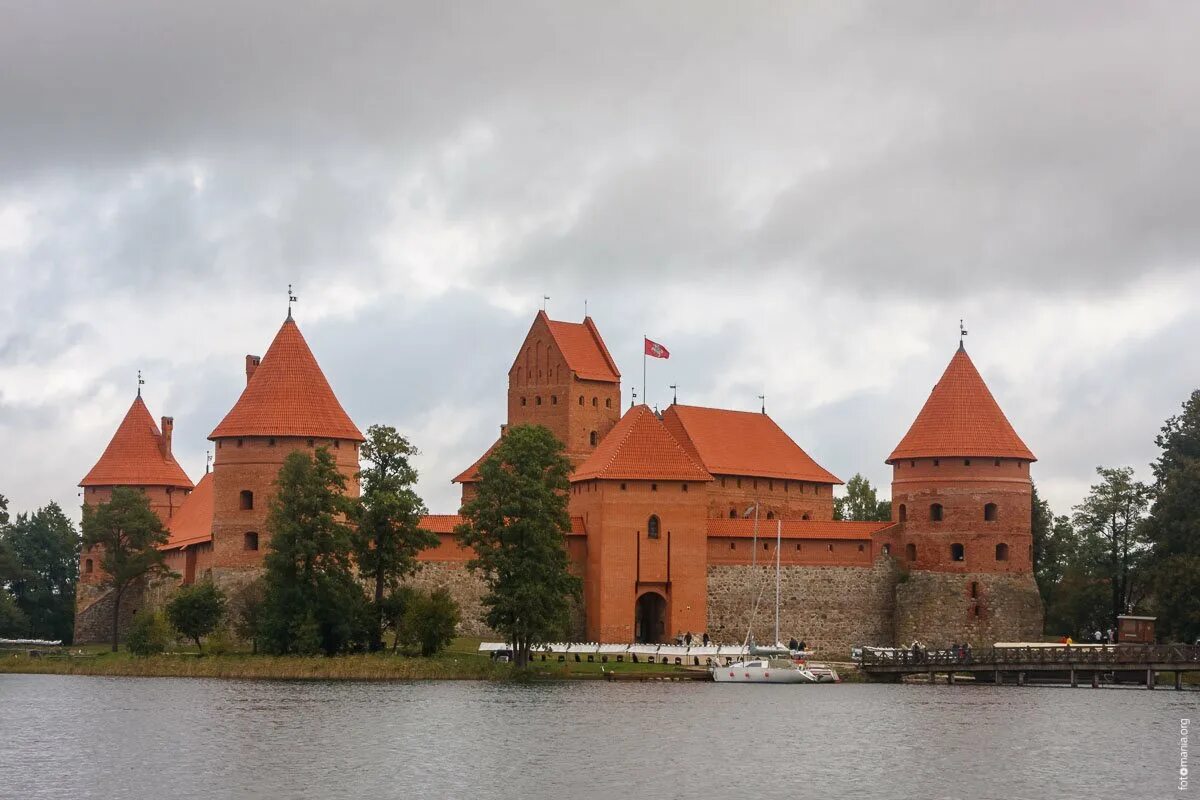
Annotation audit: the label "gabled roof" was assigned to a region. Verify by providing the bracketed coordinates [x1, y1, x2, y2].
[162, 472, 213, 550]
[511, 311, 620, 383]
[661, 404, 842, 484]
[888, 345, 1035, 463]
[706, 518, 895, 540]
[80, 396, 194, 489]
[209, 317, 364, 442]
[420, 513, 587, 536]
[452, 438, 500, 484]
[572, 405, 712, 482]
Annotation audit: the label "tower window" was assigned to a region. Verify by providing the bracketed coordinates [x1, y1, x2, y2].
[651, 483, 658, 492]
[589, 431, 598, 446]
[606, 398, 612, 408]
[933, 459, 940, 467]
[857, 544, 864, 552]
[237, 439, 244, 448]
[334, 440, 340, 449]
[964, 459, 971, 467]
[579, 396, 584, 405]
[898, 504, 907, 523]
[536, 396, 542, 405]
[802, 513, 811, 521]
[905, 543, 916, 561]
[951, 543, 965, 561]
[521, 397, 527, 406]
[730, 542, 736, 550]
[766, 511, 774, 520]
[910, 460, 916, 468]
[729, 509, 737, 519]
[239, 490, 254, 510]
[970, 581, 979, 599]
[84, 558, 93, 574]
[994, 458, 1001, 467]
[984, 503, 998, 522]
[736, 478, 742, 488]
[647, 515, 660, 539]
[268, 437, 276, 447]
[681, 484, 688, 492]
[620, 483, 627, 491]
[930, 503, 944, 522]
[592, 397, 598, 407]
[882, 544, 891, 555]
[244, 532, 259, 551]
[551, 395, 557, 405]
[995, 543, 1009, 561]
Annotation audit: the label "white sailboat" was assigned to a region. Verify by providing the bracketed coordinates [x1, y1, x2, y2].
[712, 507, 839, 684]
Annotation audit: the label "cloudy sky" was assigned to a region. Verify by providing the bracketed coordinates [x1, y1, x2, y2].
[1, 1, 1197, 520]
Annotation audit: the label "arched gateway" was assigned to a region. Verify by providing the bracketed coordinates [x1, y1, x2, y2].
[635, 592, 667, 644]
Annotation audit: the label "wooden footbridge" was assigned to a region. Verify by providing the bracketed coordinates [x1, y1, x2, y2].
[860, 644, 1200, 689]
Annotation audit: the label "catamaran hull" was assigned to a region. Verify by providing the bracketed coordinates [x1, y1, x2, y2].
[711, 666, 817, 684]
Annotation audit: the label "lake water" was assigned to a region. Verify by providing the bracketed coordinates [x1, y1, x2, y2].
[1, 674, 1195, 800]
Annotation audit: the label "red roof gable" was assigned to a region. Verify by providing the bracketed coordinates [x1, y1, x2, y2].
[80, 396, 194, 489]
[163, 472, 213, 550]
[452, 438, 500, 484]
[662, 404, 842, 484]
[706, 518, 895, 540]
[572, 405, 712, 482]
[888, 345, 1035, 463]
[543, 313, 620, 383]
[209, 317, 363, 442]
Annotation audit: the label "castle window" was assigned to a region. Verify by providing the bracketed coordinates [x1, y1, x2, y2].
[905, 543, 916, 561]
[239, 490, 254, 510]
[970, 581, 979, 599]
[605, 398, 612, 408]
[237, 438, 244, 448]
[592, 397, 598, 407]
[647, 515, 660, 539]
[964, 459, 971, 467]
[995, 543, 1009, 561]
[933, 459, 940, 467]
[984, 503, 998, 522]
[858, 544, 864, 552]
[536, 396, 542, 405]
[882, 544, 891, 555]
[651, 483, 658, 492]
[268, 437, 276, 447]
[796, 543, 801, 551]
[84, 558, 93, 574]
[827, 544, 833, 552]
[521, 397, 527, 406]
[766, 511, 774, 520]
[930, 503, 944, 522]
[994, 458, 1001, 467]
[307, 439, 314, 447]
[721, 477, 726, 488]
[1019, 462, 1025, 469]
[910, 460, 916, 468]
[334, 440, 340, 449]
[729, 508, 737, 519]
[551, 395, 557, 405]
[620, 483, 627, 491]
[768, 480, 774, 491]
[244, 532, 259, 551]
[589, 431, 598, 446]
[579, 396, 584, 405]
[765, 542, 770, 551]
[898, 504, 907, 523]
[802, 513, 811, 520]
[730, 542, 736, 550]
[681, 484, 688, 492]
[736, 478, 742, 488]
[951, 543, 965, 561]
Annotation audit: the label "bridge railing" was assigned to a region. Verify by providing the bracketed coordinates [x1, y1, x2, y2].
[860, 644, 1200, 669]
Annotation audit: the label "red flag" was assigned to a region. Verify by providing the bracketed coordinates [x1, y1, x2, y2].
[644, 338, 670, 359]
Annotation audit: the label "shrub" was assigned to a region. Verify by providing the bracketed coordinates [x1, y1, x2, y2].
[166, 582, 227, 652]
[229, 578, 266, 654]
[400, 588, 460, 657]
[126, 610, 171, 656]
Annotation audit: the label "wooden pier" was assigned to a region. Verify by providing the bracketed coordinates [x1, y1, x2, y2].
[860, 644, 1200, 689]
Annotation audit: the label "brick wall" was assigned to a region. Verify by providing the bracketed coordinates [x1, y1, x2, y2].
[704, 476, 835, 521]
[894, 569, 1044, 648]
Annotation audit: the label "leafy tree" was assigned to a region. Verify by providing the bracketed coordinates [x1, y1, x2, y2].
[166, 582, 227, 652]
[833, 474, 891, 521]
[4, 503, 79, 643]
[382, 585, 419, 651]
[259, 449, 366, 655]
[352, 425, 436, 652]
[1144, 389, 1200, 642]
[229, 578, 266, 654]
[456, 425, 581, 668]
[1031, 483, 1076, 616]
[125, 610, 171, 656]
[1072, 466, 1152, 626]
[81, 487, 173, 651]
[0, 493, 8, 527]
[0, 494, 24, 637]
[400, 587, 460, 656]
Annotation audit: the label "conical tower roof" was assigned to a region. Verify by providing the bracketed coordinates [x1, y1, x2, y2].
[80, 395, 194, 488]
[209, 317, 364, 441]
[573, 405, 712, 482]
[888, 345, 1035, 463]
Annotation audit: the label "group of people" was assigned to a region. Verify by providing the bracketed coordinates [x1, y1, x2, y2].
[905, 640, 972, 663]
[680, 632, 711, 647]
[787, 637, 808, 653]
[1058, 628, 1117, 646]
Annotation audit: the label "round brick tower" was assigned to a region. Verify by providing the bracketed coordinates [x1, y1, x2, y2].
[75, 393, 194, 643]
[207, 314, 364, 590]
[888, 342, 1044, 647]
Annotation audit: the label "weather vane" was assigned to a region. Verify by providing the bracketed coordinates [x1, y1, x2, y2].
[288, 284, 299, 319]
[669, 384, 678, 404]
[959, 319, 969, 347]
[206, 450, 213, 474]
[542, 294, 550, 312]
[631, 387, 638, 408]
[137, 369, 145, 397]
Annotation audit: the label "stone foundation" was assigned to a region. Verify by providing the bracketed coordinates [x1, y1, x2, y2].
[72, 579, 147, 645]
[894, 569, 1043, 648]
[706, 557, 900, 658]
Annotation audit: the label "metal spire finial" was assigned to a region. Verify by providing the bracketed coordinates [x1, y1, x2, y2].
[288, 284, 299, 319]
[669, 384, 678, 405]
[137, 369, 145, 397]
[542, 295, 550, 313]
[206, 450, 213, 474]
[631, 387, 638, 408]
[959, 319, 969, 350]
[758, 394, 766, 414]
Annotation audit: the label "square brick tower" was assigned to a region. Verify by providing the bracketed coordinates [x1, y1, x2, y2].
[889, 343, 1044, 646]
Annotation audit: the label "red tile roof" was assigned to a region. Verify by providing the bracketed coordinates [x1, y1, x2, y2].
[163, 472, 213, 550]
[572, 405, 713, 482]
[80, 396, 194, 489]
[662, 404, 842, 484]
[706, 518, 895, 540]
[544, 313, 620, 383]
[451, 438, 500, 484]
[888, 345, 1035, 463]
[420, 513, 587, 535]
[209, 317, 364, 442]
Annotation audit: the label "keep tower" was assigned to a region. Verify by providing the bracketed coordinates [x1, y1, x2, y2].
[888, 342, 1044, 646]
[207, 315, 363, 589]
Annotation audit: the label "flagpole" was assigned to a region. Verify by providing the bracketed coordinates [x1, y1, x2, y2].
[643, 334, 647, 409]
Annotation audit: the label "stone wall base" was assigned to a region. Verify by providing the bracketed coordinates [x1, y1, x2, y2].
[895, 569, 1044, 648]
[72, 579, 147, 646]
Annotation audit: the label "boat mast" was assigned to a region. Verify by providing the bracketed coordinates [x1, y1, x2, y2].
[775, 517, 781, 648]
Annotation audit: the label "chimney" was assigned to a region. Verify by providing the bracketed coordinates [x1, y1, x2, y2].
[160, 416, 174, 459]
[245, 355, 261, 384]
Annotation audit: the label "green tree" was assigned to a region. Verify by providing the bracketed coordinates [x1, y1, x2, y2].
[352, 425, 436, 652]
[400, 587, 460, 656]
[1031, 483, 1075, 615]
[259, 449, 366, 655]
[4, 503, 79, 643]
[125, 610, 171, 656]
[229, 578, 266, 654]
[1072, 466, 1152, 626]
[166, 582, 227, 652]
[81, 487, 173, 651]
[456, 425, 581, 668]
[1144, 389, 1200, 642]
[833, 474, 891, 521]
[0, 494, 29, 637]
[382, 585, 419, 651]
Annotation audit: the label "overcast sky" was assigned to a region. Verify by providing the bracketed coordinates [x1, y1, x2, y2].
[1, 1, 1197, 521]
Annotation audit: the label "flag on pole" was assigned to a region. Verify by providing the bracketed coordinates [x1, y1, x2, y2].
[644, 338, 670, 359]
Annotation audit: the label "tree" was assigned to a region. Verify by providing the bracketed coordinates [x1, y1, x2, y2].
[229, 578, 266, 654]
[352, 425, 436, 652]
[0, 494, 29, 637]
[81, 487, 173, 651]
[1144, 389, 1200, 642]
[833, 474, 891, 521]
[456, 425, 581, 668]
[4, 503, 80, 643]
[259, 448, 366, 655]
[1031, 483, 1075, 614]
[1072, 466, 1152, 626]
[166, 582, 227, 652]
[125, 610, 171, 656]
[400, 588, 460, 656]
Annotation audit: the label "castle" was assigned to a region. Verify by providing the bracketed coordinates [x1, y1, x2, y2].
[74, 310, 1044, 653]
